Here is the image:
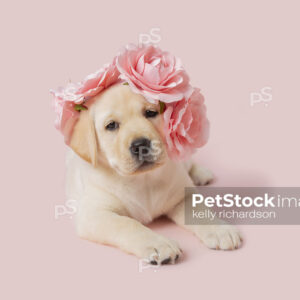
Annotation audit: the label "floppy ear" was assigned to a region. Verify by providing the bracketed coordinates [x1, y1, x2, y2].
[69, 110, 98, 166]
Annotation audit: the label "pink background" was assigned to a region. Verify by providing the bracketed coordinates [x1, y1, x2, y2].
[1, 0, 299, 299]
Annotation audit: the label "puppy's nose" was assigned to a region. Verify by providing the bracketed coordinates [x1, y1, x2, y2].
[130, 138, 151, 158]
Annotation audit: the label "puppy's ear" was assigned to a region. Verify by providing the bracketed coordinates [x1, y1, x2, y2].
[69, 110, 98, 166]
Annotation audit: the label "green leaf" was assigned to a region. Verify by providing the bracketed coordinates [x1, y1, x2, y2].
[159, 101, 165, 114]
[74, 104, 88, 111]
[123, 82, 129, 86]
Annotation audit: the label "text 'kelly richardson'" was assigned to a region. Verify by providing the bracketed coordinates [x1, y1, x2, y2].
[184, 187, 300, 225]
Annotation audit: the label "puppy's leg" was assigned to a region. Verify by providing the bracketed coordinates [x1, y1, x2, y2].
[185, 161, 214, 186]
[77, 209, 182, 265]
[167, 201, 242, 250]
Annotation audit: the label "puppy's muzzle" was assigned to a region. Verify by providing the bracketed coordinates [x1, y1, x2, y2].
[130, 137, 151, 161]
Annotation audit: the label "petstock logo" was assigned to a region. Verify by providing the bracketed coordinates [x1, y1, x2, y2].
[185, 187, 300, 225]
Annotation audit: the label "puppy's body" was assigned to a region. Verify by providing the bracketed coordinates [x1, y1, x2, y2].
[66, 84, 242, 264]
[67, 150, 192, 224]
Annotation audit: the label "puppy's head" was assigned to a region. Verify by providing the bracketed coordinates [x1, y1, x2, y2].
[70, 83, 167, 175]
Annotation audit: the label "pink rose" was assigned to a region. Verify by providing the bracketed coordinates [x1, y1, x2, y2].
[164, 88, 210, 160]
[116, 44, 192, 103]
[51, 44, 210, 161]
[50, 61, 119, 143]
[76, 60, 120, 99]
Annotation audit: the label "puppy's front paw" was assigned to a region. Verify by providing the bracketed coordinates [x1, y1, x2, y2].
[196, 225, 242, 250]
[189, 165, 214, 186]
[141, 237, 182, 265]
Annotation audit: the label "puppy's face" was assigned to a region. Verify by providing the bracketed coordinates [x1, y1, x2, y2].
[70, 83, 167, 175]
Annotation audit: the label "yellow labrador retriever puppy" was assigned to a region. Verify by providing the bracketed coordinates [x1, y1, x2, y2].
[66, 83, 242, 264]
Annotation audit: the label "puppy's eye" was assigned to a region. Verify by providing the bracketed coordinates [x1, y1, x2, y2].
[145, 110, 158, 118]
[105, 121, 119, 131]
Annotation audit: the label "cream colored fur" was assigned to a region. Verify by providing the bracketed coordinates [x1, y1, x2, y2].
[66, 83, 242, 265]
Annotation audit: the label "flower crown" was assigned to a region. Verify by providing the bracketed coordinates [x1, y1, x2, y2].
[51, 44, 209, 160]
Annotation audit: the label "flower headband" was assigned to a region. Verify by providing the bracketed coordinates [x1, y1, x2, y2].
[51, 44, 209, 160]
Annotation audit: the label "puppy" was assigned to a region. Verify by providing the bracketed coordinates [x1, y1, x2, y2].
[66, 83, 242, 264]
